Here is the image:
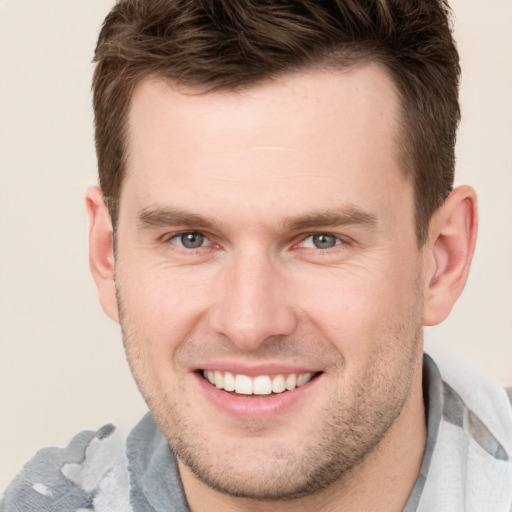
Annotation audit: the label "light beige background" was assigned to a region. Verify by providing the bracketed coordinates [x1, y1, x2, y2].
[0, 0, 511, 490]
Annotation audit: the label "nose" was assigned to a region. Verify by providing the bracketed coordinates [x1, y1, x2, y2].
[209, 249, 298, 351]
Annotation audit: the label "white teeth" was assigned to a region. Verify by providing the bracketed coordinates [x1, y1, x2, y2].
[223, 371, 235, 392]
[214, 370, 224, 388]
[272, 375, 286, 393]
[297, 372, 313, 387]
[253, 376, 272, 395]
[285, 373, 297, 391]
[235, 374, 253, 395]
[202, 370, 315, 395]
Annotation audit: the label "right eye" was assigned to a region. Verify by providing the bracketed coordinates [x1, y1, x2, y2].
[170, 232, 210, 249]
[300, 233, 341, 250]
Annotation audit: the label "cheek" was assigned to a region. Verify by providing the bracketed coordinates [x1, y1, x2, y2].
[296, 256, 423, 359]
[116, 261, 218, 359]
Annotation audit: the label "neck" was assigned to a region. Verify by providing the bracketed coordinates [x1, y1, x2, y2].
[179, 372, 427, 512]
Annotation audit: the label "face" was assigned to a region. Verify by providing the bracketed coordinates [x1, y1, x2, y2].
[114, 65, 426, 500]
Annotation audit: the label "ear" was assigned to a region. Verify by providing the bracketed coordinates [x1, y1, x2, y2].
[422, 185, 478, 326]
[86, 186, 119, 323]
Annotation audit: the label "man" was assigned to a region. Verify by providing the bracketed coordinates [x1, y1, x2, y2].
[2, 0, 511, 511]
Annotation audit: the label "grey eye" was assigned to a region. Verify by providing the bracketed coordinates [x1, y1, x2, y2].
[307, 233, 338, 249]
[178, 232, 206, 249]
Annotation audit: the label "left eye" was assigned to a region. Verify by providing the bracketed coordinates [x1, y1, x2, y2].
[171, 232, 210, 249]
[301, 233, 340, 249]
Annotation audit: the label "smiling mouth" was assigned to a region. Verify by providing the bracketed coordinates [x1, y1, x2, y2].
[201, 370, 321, 396]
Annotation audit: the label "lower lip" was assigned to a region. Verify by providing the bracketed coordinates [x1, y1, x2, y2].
[193, 372, 321, 422]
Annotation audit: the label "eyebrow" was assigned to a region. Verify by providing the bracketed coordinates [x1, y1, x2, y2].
[137, 205, 378, 232]
[284, 207, 378, 231]
[137, 207, 217, 230]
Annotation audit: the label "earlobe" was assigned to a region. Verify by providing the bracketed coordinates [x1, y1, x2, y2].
[423, 185, 478, 326]
[86, 186, 119, 323]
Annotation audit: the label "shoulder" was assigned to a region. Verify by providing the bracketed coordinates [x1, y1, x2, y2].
[1, 424, 133, 512]
[433, 353, 512, 451]
[506, 387, 512, 407]
[419, 354, 512, 512]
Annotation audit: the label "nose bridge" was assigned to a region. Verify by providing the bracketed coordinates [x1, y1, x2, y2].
[210, 245, 297, 349]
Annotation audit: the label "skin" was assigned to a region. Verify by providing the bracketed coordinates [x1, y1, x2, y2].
[87, 63, 477, 511]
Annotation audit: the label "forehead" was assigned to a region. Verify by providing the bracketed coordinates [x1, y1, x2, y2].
[122, 64, 411, 228]
[127, 64, 402, 161]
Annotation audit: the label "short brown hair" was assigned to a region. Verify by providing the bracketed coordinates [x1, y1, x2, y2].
[93, 0, 460, 245]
